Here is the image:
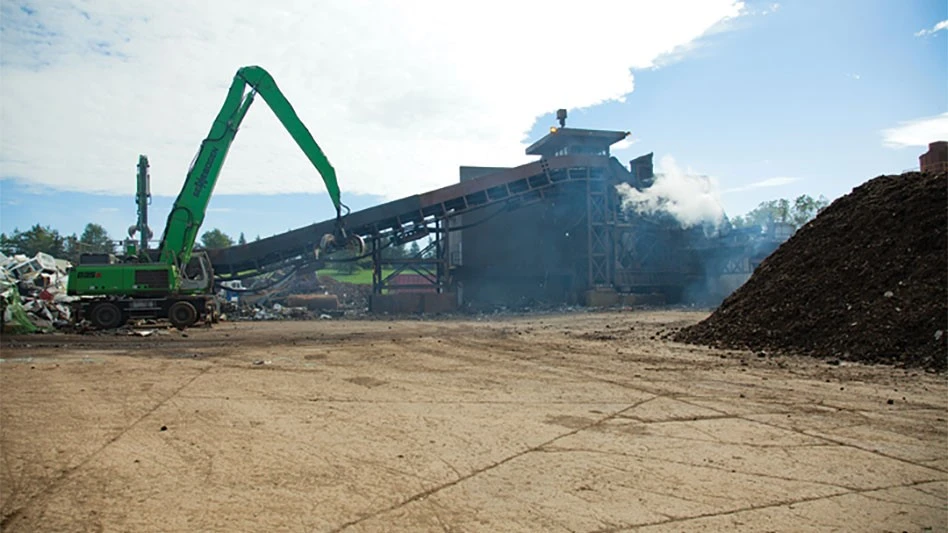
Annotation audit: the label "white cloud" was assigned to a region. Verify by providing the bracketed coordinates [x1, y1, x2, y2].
[881, 112, 948, 148]
[0, 0, 744, 204]
[724, 176, 801, 193]
[742, 2, 779, 17]
[845, 72, 861, 80]
[915, 20, 948, 37]
[610, 137, 640, 152]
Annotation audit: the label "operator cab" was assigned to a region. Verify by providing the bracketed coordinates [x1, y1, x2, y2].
[179, 251, 214, 292]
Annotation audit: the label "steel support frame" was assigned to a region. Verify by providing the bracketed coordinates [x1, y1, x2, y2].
[364, 162, 620, 299]
[371, 218, 451, 295]
[585, 168, 613, 287]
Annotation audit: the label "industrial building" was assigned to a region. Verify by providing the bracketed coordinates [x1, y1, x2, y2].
[454, 126, 682, 308]
[449, 123, 789, 310]
[920, 141, 948, 174]
[208, 115, 787, 313]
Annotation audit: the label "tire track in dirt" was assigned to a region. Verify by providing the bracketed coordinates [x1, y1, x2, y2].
[471, 335, 948, 477]
[588, 479, 945, 532]
[328, 396, 657, 532]
[746, 416, 948, 475]
[537, 445, 858, 492]
[0, 365, 212, 529]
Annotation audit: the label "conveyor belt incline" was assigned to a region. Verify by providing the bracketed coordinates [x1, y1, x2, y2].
[208, 154, 630, 277]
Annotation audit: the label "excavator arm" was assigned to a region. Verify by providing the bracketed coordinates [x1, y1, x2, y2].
[158, 65, 344, 268]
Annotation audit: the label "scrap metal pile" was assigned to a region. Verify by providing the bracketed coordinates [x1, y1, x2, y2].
[219, 270, 371, 321]
[675, 171, 948, 371]
[0, 252, 74, 333]
[0, 252, 377, 331]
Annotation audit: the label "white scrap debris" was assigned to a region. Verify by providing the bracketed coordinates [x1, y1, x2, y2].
[1, 251, 76, 332]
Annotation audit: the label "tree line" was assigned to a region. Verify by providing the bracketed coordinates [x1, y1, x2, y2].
[728, 194, 829, 231]
[1, 195, 830, 263]
[0, 224, 261, 262]
[0, 224, 421, 269]
[0, 223, 113, 263]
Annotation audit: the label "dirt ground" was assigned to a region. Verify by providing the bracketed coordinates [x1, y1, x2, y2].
[1, 310, 945, 532]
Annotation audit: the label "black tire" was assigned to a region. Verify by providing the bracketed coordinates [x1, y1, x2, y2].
[90, 302, 124, 329]
[168, 301, 198, 330]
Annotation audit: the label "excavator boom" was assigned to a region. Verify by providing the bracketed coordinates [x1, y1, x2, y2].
[66, 65, 354, 330]
[158, 65, 342, 268]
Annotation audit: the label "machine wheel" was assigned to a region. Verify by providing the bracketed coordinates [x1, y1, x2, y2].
[168, 301, 198, 330]
[90, 302, 124, 329]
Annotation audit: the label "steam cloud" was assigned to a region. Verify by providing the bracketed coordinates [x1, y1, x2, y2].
[615, 155, 725, 228]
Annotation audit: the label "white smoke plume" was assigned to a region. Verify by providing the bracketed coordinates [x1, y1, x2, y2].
[615, 155, 725, 228]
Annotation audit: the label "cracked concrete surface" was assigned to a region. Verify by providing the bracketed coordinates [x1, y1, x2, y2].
[1, 311, 945, 532]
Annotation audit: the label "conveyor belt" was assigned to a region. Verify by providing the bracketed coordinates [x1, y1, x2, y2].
[207, 154, 625, 277]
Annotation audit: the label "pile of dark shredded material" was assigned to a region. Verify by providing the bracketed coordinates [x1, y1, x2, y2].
[675, 171, 947, 371]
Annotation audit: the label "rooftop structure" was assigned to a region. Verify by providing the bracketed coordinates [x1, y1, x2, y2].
[525, 127, 631, 159]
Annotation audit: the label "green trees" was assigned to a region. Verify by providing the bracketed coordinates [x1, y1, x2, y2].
[0, 223, 114, 261]
[77, 223, 114, 255]
[0, 224, 68, 257]
[381, 242, 408, 260]
[730, 194, 829, 231]
[0, 223, 251, 260]
[790, 194, 830, 228]
[199, 228, 234, 249]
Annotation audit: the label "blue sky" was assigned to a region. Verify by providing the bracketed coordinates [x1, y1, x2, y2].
[1, 0, 946, 244]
